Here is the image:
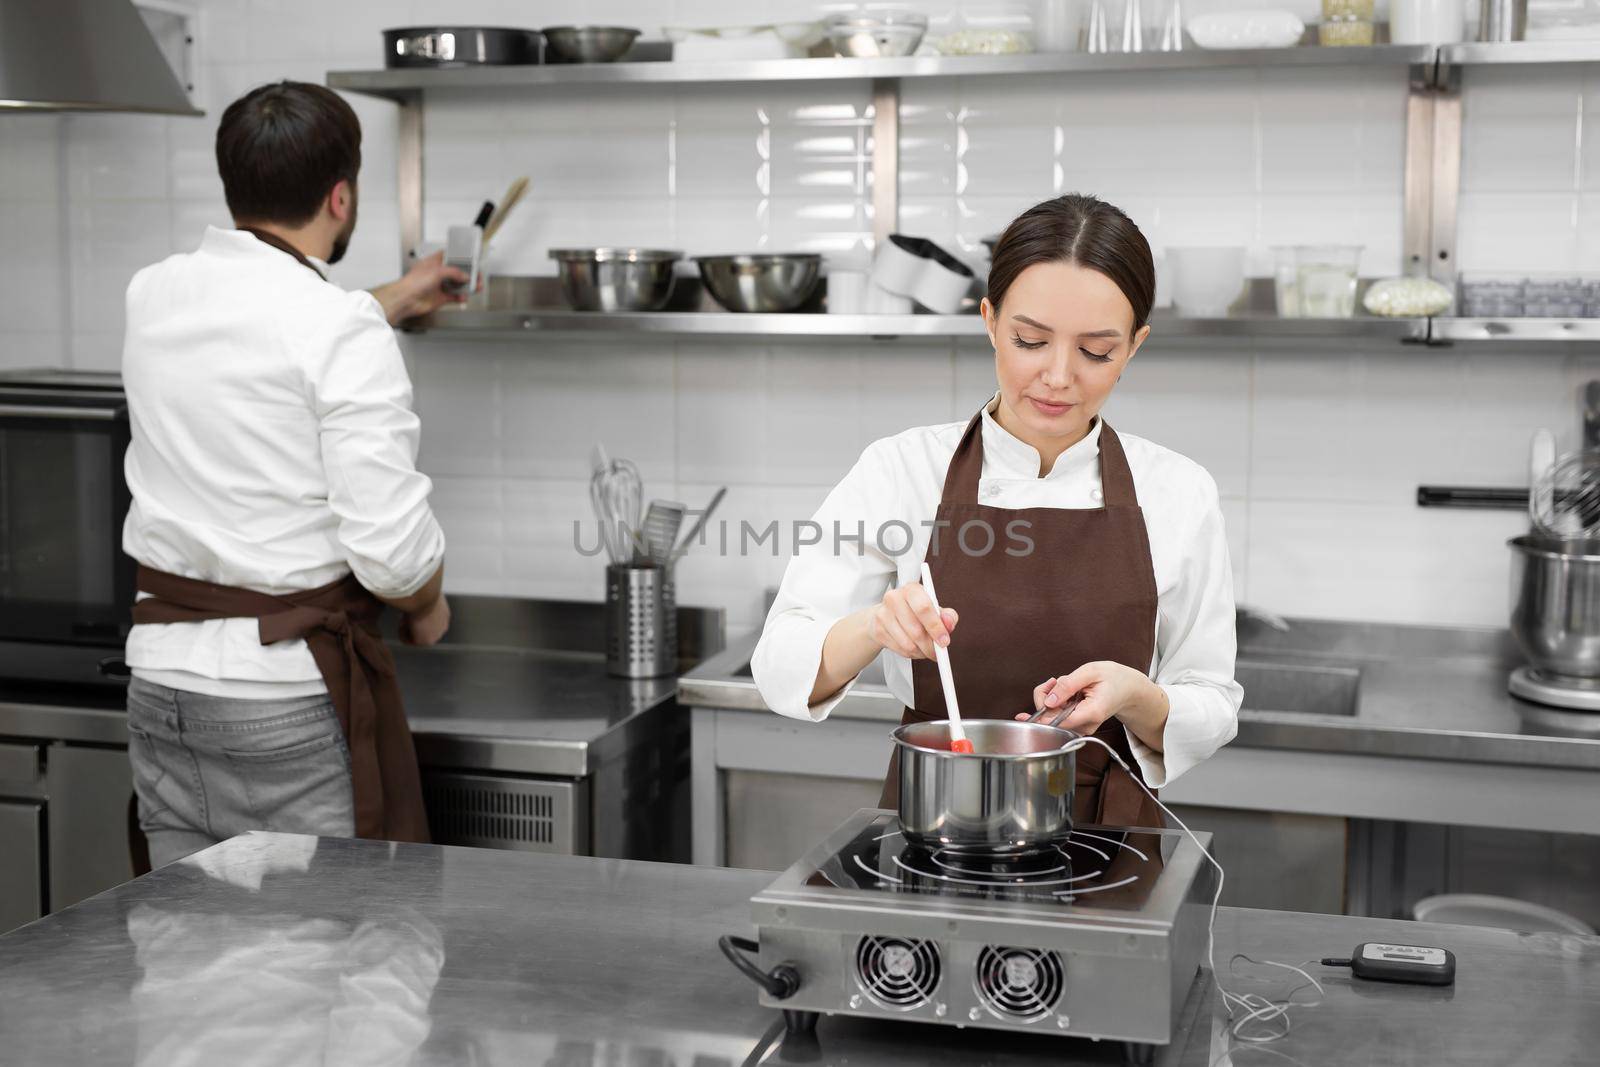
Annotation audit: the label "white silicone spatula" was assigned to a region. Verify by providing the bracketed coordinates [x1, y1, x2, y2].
[919, 563, 972, 754]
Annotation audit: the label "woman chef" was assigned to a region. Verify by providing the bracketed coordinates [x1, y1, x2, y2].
[751, 194, 1243, 828]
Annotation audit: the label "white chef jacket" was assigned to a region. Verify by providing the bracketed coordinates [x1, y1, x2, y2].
[121, 226, 445, 698]
[751, 397, 1242, 787]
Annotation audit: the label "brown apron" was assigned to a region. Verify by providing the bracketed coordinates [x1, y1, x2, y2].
[132, 566, 430, 843]
[878, 409, 1165, 833]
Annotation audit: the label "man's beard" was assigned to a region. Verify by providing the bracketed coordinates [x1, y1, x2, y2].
[328, 193, 358, 264]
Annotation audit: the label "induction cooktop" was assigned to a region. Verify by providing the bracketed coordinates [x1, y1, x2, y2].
[747, 809, 1216, 1050]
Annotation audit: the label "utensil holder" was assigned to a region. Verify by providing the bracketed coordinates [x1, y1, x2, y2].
[605, 563, 676, 678]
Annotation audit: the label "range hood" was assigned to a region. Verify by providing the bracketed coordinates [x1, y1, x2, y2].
[0, 0, 199, 116]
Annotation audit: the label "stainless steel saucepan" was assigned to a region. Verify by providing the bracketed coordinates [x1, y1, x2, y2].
[892, 719, 1078, 853]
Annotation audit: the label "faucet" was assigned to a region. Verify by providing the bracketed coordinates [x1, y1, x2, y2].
[1236, 605, 1291, 633]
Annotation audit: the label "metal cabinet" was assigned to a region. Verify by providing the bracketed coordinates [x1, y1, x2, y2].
[0, 740, 46, 932]
[1166, 803, 1349, 914]
[46, 744, 133, 911]
[0, 800, 43, 932]
[0, 736, 132, 933]
[724, 769, 881, 872]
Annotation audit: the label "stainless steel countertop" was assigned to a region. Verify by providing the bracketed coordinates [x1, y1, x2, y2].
[0, 831, 1594, 1065]
[396, 645, 678, 775]
[0, 645, 677, 777]
[679, 615, 1600, 771]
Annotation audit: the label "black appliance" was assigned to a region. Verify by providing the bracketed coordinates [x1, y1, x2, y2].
[0, 370, 132, 685]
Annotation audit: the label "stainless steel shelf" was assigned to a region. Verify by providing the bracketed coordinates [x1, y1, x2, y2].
[1442, 41, 1600, 66]
[1428, 317, 1600, 342]
[406, 307, 1426, 341]
[328, 45, 1436, 99]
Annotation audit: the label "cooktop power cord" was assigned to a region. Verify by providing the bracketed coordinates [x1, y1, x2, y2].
[1059, 733, 1327, 1049]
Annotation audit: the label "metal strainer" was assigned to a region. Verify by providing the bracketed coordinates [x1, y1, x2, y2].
[1530, 449, 1600, 537]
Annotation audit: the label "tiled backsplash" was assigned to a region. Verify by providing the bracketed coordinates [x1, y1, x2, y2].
[2, 0, 1596, 634]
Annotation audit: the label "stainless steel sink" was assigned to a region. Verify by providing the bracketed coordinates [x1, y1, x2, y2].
[1237, 659, 1360, 717]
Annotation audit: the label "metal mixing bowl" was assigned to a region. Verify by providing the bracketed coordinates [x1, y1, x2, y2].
[549, 248, 682, 312]
[893, 719, 1078, 853]
[541, 26, 640, 63]
[694, 254, 822, 313]
[1509, 534, 1600, 678]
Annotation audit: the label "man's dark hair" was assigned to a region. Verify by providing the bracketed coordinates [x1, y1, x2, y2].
[215, 81, 362, 226]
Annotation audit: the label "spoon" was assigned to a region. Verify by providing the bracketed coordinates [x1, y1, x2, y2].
[918, 563, 972, 754]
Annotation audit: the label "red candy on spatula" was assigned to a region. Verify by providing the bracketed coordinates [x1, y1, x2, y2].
[950, 737, 974, 754]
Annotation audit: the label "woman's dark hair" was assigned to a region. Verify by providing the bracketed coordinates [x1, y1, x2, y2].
[215, 81, 362, 226]
[986, 194, 1155, 330]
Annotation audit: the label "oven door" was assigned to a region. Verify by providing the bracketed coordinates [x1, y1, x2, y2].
[0, 387, 132, 648]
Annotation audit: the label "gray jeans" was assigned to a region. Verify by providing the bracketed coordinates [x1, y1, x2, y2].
[127, 677, 355, 868]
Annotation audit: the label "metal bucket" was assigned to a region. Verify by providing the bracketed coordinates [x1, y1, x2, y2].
[892, 719, 1078, 853]
[1508, 534, 1600, 679]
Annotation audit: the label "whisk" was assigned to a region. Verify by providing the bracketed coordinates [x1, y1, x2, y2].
[1530, 449, 1600, 539]
[589, 446, 643, 564]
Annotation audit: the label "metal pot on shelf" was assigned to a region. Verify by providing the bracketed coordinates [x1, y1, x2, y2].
[382, 27, 544, 67]
[892, 719, 1078, 853]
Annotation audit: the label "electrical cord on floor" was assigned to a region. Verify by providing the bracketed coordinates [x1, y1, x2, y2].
[719, 934, 801, 1000]
[1060, 734, 1328, 1049]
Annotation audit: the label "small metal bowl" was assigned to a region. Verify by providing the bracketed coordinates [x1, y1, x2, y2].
[695, 254, 822, 313]
[827, 11, 929, 57]
[541, 26, 640, 63]
[549, 248, 682, 312]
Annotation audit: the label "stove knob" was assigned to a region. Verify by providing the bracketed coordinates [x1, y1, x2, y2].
[1057, 1015, 1072, 1029]
[968, 1007, 983, 1022]
[935, 1003, 947, 1018]
[848, 994, 862, 1010]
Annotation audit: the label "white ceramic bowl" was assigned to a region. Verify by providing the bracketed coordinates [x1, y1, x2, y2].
[1186, 11, 1305, 49]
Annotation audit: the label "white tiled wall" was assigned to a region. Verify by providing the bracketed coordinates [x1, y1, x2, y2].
[0, 0, 1593, 634]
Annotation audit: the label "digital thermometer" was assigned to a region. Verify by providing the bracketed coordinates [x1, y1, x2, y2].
[1324, 943, 1456, 986]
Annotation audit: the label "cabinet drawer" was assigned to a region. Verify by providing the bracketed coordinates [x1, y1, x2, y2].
[0, 742, 43, 793]
[0, 800, 43, 933]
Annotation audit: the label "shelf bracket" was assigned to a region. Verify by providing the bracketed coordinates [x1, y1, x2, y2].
[1402, 65, 1435, 280]
[1428, 64, 1462, 293]
[1402, 61, 1461, 292]
[870, 78, 900, 249]
[396, 89, 424, 275]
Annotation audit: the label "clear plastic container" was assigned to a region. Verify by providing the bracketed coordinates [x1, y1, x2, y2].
[1458, 276, 1525, 318]
[1033, 0, 1083, 51]
[1523, 275, 1586, 318]
[1289, 245, 1362, 318]
[1584, 279, 1600, 318]
[1271, 246, 1301, 318]
[937, 1, 1037, 52]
